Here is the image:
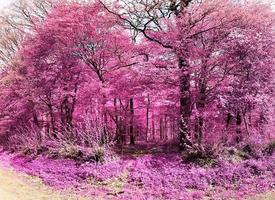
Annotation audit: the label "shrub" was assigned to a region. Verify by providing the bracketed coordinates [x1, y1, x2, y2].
[74, 112, 112, 147]
[21, 145, 48, 156]
[237, 145, 252, 160]
[92, 146, 105, 163]
[263, 140, 275, 156]
[8, 112, 116, 163]
[236, 136, 266, 159]
[9, 125, 43, 154]
[182, 146, 217, 167]
[58, 143, 83, 160]
[56, 141, 115, 163]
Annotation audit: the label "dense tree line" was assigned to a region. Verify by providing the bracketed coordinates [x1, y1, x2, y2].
[0, 0, 274, 152]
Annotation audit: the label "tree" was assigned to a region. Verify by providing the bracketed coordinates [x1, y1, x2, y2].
[0, 0, 274, 151]
[100, 0, 275, 148]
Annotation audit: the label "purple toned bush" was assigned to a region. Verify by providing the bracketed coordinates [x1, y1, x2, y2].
[0, 151, 273, 200]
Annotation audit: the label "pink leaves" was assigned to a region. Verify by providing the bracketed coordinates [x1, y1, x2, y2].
[0, 0, 274, 179]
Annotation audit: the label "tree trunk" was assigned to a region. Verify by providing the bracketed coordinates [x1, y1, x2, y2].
[48, 104, 57, 139]
[152, 117, 155, 141]
[195, 77, 207, 146]
[32, 111, 40, 128]
[243, 112, 250, 136]
[236, 111, 242, 143]
[45, 113, 50, 138]
[32, 111, 42, 143]
[114, 98, 122, 144]
[119, 100, 127, 145]
[146, 94, 150, 142]
[171, 120, 174, 139]
[60, 96, 73, 140]
[226, 113, 232, 127]
[129, 98, 135, 145]
[179, 58, 192, 149]
[102, 111, 108, 144]
[160, 117, 163, 140]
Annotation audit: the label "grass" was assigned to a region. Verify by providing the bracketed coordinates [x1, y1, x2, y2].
[0, 167, 89, 200]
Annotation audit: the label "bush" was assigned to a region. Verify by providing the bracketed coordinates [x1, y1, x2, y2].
[263, 140, 275, 156]
[8, 113, 116, 163]
[221, 145, 261, 162]
[58, 143, 83, 160]
[21, 145, 48, 156]
[182, 146, 217, 167]
[92, 146, 105, 163]
[235, 138, 265, 159]
[236, 144, 253, 159]
[9, 125, 43, 153]
[56, 142, 115, 163]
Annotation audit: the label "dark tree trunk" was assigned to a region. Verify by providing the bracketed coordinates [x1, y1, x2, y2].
[129, 98, 135, 145]
[146, 94, 150, 142]
[243, 112, 250, 136]
[120, 117, 126, 145]
[160, 118, 163, 140]
[226, 113, 232, 127]
[152, 117, 155, 141]
[114, 98, 122, 145]
[236, 111, 242, 143]
[171, 120, 174, 139]
[119, 100, 127, 145]
[32, 111, 40, 128]
[164, 115, 168, 140]
[45, 113, 50, 137]
[102, 112, 108, 144]
[48, 104, 57, 139]
[61, 96, 74, 140]
[195, 77, 207, 146]
[179, 58, 192, 149]
[32, 111, 42, 143]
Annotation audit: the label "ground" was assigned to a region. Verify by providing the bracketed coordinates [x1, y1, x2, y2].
[0, 165, 274, 200]
[251, 191, 275, 200]
[0, 149, 274, 200]
[0, 166, 89, 200]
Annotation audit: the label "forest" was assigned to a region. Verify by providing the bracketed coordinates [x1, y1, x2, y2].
[0, 0, 274, 199]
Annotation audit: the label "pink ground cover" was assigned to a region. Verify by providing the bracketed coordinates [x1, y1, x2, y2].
[0, 151, 274, 200]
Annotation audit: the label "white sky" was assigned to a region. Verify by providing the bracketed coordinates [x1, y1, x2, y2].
[0, 0, 274, 11]
[0, 0, 13, 10]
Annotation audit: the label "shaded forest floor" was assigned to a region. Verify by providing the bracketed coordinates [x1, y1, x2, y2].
[0, 148, 274, 200]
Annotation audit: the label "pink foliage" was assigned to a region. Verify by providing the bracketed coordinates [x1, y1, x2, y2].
[0, 0, 274, 198]
[0, 0, 274, 148]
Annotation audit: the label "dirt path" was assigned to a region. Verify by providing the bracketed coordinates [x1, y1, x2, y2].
[249, 191, 275, 200]
[0, 167, 88, 200]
